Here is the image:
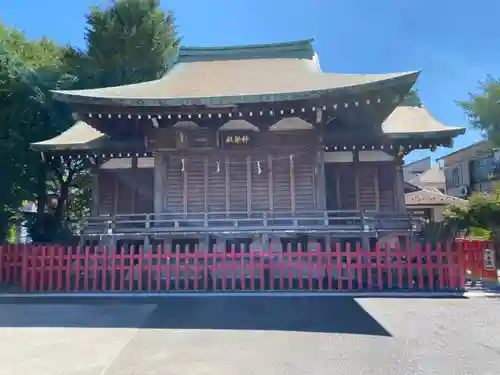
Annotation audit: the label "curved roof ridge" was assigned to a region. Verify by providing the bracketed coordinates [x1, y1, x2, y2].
[180, 39, 314, 53]
[178, 39, 315, 62]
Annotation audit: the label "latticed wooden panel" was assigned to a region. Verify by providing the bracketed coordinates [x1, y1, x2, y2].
[186, 159, 205, 213]
[358, 163, 377, 211]
[378, 162, 395, 211]
[324, 163, 340, 210]
[273, 155, 292, 212]
[134, 168, 154, 214]
[295, 154, 315, 212]
[251, 156, 270, 212]
[228, 156, 248, 212]
[97, 170, 115, 216]
[207, 156, 226, 212]
[166, 156, 184, 213]
[338, 164, 357, 210]
[115, 171, 135, 214]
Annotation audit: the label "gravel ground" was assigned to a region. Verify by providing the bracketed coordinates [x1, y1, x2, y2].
[0, 296, 498, 375]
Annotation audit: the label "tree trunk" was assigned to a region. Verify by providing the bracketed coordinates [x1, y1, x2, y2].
[54, 180, 69, 225]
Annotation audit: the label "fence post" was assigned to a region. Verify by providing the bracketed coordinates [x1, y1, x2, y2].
[0, 245, 4, 283]
[456, 240, 466, 289]
[5, 244, 11, 283]
[21, 244, 28, 291]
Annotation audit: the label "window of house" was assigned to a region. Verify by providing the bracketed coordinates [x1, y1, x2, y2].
[450, 168, 460, 187]
[470, 155, 494, 184]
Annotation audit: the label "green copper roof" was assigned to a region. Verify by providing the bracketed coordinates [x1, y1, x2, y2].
[51, 39, 420, 107]
[178, 39, 316, 62]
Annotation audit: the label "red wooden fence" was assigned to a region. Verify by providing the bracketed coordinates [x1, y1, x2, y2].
[0, 241, 472, 292]
[456, 239, 497, 282]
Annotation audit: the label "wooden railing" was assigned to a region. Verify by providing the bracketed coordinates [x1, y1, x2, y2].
[0, 241, 468, 293]
[80, 210, 424, 237]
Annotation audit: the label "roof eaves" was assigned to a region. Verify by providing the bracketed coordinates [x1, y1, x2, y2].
[403, 156, 431, 168]
[436, 140, 490, 161]
[385, 127, 465, 138]
[50, 70, 420, 107]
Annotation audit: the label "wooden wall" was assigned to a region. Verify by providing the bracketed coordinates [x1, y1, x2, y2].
[158, 150, 317, 214]
[94, 158, 398, 216]
[96, 167, 154, 216]
[324, 161, 396, 212]
[93, 130, 401, 217]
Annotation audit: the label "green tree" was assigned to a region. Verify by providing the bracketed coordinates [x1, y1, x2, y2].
[401, 88, 423, 107]
[32, 0, 180, 241]
[0, 23, 75, 241]
[0, 0, 180, 243]
[66, 0, 180, 89]
[458, 77, 500, 146]
[442, 78, 500, 268]
[443, 186, 500, 268]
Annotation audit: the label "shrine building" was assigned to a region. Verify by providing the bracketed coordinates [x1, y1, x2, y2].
[32, 39, 464, 251]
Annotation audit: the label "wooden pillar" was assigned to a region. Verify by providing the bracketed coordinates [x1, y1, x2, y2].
[374, 164, 380, 212]
[91, 169, 99, 216]
[394, 163, 406, 213]
[182, 158, 188, 214]
[131, 156, 138, 213]
[246, 156, 252, 215]
[113, 172, 119, 215]
[153, 152, 164, 213]
[204, 158, 208, 213]
[268, 155, 273, 212]
[354, 151, 360, 210]
[225, 155, 230, 214]
[290, 154, 296, 214]
[335, 167, 341, 210]
[316, 151, 326, 210]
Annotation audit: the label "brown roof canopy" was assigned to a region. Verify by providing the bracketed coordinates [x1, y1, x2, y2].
[383, 106, 464, 137]
[30, 121, 142, 152]
[51, 39, 420, 107]
[31, 121, 108, 151]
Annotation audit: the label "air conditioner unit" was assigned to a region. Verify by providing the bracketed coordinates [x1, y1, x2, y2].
[460, 186, 471, 196]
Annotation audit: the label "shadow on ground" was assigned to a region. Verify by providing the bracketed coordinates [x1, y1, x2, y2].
[0, 296, 391, 336]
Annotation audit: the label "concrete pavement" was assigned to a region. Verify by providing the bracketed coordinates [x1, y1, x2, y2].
[0, 296, 498, 374]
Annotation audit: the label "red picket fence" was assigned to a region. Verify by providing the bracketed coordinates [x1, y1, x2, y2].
[0, 241, 467, 293]
[457, 239, 497, 282]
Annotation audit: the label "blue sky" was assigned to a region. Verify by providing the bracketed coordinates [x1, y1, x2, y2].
[2, 0, 499, 163]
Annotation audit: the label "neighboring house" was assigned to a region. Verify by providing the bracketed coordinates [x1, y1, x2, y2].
[405, 187, 466, 223]
[403, 157, 431, 182]
[403, 165, 463, 223]
[438, 140, 498, 198]
[407, 164, 446, 193]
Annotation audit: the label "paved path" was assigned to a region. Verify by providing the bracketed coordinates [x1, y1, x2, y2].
[0, 296, 499, 374]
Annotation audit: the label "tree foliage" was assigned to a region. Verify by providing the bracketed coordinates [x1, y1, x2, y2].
[401, 88, 423, 107]
[0, 23, 75, 240]
[0, 0, 180, 243]
[458, 77, 500, 146]
[67, 0, 180, 89]
[443, 185, 500, 265]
